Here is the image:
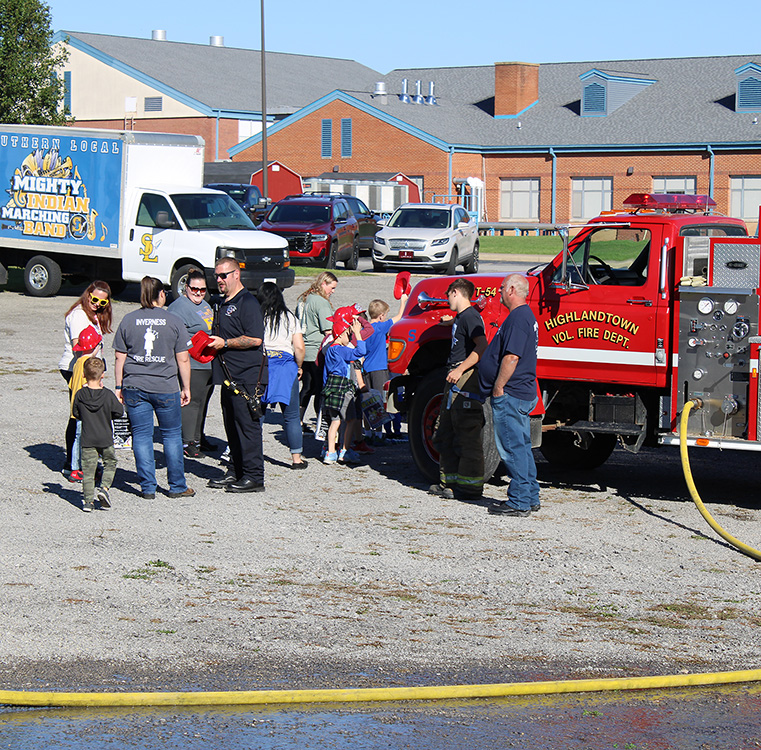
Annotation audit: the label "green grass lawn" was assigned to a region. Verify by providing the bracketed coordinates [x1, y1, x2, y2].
[478, 234, 563, 255]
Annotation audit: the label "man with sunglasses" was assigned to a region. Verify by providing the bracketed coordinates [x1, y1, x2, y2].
[206, 258, 267, 492]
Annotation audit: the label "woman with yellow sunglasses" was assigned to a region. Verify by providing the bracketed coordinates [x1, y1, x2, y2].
[59, 281, 113, 482]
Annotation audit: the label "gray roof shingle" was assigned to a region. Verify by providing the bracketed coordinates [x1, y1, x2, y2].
[358, 55, 761, 149]
[64, 31, 382, 115]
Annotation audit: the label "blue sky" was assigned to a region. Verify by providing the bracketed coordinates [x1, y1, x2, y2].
[47, 0, 760, 74]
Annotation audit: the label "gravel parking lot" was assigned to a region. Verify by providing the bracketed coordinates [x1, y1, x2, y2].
[1, 271, 760, 693]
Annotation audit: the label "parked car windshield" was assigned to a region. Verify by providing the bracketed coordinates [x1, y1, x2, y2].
[267, 203, 331, 224]
[171, 193, 255, 230]
[388, 208, 451, 230]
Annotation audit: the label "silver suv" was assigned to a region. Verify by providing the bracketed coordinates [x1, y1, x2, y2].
[372, 203, 479, 274]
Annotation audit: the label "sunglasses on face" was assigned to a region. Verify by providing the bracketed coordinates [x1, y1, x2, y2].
[89, 294, 110, 308]
[187, 286, 207, 293]
[214, 270, 235, 280]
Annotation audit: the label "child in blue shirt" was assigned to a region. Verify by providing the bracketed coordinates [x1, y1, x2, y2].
[321, 314, 368, 464]
[363, 294, 408, 440]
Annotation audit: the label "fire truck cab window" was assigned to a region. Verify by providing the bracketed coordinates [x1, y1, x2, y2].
[561, 227, 652, 286]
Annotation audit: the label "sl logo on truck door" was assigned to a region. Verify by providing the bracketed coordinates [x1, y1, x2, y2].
[139, 233, 159, 263]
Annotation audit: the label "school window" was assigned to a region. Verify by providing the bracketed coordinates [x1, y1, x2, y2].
[730, 176, 761, 221]
[144, 96, 163, 113]
[341, 118, 352, 158]
[571, 177, 612, 221]
[321, 119, 332, 158]
[63, 71, 71, 114]
[499, 178, 539, 221]
[652, 176, 697, 194]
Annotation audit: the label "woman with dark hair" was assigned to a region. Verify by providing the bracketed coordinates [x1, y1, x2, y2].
[296, 270, 337, 431]
[59, 281, 113, 481]
[113, 276, 194, 499]
[257, 282, 307, 468]
[168, 268, 214, 457]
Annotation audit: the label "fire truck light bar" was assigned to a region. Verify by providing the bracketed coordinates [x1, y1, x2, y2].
[623, 193, 717, 211]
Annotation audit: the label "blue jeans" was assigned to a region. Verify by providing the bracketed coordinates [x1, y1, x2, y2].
[266, 375, 303, 455]
[491, 392, 539, 511]
[123, 388, 187, 495]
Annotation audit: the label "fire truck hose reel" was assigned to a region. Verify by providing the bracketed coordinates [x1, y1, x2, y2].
[680, 400, 761, 562]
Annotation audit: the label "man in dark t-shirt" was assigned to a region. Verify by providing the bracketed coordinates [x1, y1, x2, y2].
[429, 278, 487, 500]
[206, 258, 266, 493]
[479, 273, 540, 516]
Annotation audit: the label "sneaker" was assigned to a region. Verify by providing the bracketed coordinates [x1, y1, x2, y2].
[315, 425, 328, 442]
[82, 501, 94, 513]
[428, 484, 454, 499]
[220, 446, 231, 465]
[338, 448, 361, 465]
[319, 442, 328, 460]
[95, 487, 111, 509]
[488, 501, 530, 517]
[323, 452, 338, 465]
[352, 440, 375, 455]
[530, 504, 541, 513]
[183, 442, 201, 458]
[65, 469, 83, 483]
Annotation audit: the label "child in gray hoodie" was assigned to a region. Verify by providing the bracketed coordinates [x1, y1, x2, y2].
[72, 357, 124, 512]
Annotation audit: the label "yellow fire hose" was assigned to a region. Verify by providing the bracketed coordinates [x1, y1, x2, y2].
[1, 668, 761, 708]
[680, 399, 761, 562]
[1, 407, 759, 709]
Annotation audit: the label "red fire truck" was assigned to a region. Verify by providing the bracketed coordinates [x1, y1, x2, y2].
[386, 194, 759, 482]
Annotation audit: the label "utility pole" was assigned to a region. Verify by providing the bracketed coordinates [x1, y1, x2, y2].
[260, 0, 268, 201]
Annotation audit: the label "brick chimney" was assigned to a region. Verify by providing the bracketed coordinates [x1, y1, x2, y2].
[494, 62, 539, 117]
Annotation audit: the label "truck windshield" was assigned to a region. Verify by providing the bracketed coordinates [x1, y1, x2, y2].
[558, 227, 652, 287]
[267, 204, 331, 223]
[171, 193, 255, 230]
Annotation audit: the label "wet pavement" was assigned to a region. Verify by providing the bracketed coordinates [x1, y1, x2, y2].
[2, 683, 761, 749]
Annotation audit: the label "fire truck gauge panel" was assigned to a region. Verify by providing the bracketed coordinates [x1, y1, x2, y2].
[697, 297, 715, 315]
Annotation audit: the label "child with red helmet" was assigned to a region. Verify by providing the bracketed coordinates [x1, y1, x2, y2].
[320, 308, 368, 464]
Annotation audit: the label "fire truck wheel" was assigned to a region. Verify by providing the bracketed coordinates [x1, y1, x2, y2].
[539, 431, 616, 470]
[409, 369, 501, 484]
[24, 255, 62, 297]
[409, 370, 447, 483]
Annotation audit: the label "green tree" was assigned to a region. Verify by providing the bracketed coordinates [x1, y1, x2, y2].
[0, 0, 68, 125]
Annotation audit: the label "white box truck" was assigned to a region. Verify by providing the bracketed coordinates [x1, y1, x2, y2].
[0, 125, 294, 296]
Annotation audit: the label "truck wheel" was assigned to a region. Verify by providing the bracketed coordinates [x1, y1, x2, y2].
[539, 431, 616, 469]
[444, 248, 458, 275]
[323, 242, 338, 269]
[464, 241, 480, 274]
[345, 238, 360, 270]
[170, 263, 195, 300]
[24, 255, 62, 297]
[408, 369, 501, 484]
[409, 369, 447, 483]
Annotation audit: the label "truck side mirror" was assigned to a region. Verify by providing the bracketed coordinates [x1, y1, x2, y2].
[155, 211, 175, 229]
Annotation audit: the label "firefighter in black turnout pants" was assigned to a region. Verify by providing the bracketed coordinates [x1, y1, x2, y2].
[207, 258, 267, 492]
[429, 278, 487, 500]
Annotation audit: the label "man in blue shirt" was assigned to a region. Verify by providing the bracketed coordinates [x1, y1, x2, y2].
[479, 274, 540, 516]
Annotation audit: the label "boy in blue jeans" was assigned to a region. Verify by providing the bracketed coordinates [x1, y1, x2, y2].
[363, 293, 408, 442]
